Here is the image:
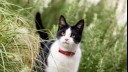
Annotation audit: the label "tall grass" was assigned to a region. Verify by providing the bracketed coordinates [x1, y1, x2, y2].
[0, 0, 40, 71]
[0, 0, 127, 72]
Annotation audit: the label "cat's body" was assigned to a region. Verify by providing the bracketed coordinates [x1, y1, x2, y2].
[46, 38, 81, 72]
[34, 12, 84, 72]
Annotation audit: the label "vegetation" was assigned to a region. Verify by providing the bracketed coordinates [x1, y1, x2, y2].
[0, 0, 127, 72]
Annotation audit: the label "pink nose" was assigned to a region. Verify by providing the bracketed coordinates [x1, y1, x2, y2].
[65, 38, 69, 41]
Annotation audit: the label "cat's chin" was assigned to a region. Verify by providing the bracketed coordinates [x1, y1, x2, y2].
[62, 43, 69, 47]
[62, 42, 76, 48]
[59, 42, 70, 47]
[63, 42, 69, 44]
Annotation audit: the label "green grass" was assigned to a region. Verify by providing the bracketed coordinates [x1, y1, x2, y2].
[0, 0, 127, 72]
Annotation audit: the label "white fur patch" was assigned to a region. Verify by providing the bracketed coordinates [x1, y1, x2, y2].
[65, 28, 72, 37]
[46, 41, 81, 72]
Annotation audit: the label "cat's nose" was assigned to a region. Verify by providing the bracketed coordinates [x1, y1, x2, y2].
[65, 38, 69, 41]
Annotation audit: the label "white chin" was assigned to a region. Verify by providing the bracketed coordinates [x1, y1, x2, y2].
[62, 42, 69, 46]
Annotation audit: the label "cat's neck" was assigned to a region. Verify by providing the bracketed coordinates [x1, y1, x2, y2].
[55, 40, 80, 52]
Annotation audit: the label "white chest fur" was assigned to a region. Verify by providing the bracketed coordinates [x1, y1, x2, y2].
[46, 41, 81, 72]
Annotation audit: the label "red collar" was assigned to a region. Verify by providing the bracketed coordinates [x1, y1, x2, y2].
[59, 48, 75, 56]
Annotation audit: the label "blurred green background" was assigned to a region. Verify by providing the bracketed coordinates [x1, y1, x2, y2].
[0, 0, 127, 72]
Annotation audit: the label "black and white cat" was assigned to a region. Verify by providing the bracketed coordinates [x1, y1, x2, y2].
[34, 12, 84, 72]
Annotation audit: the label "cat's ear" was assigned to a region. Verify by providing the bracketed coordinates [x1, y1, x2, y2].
[75, 19, 84, 30]
[59, 15, 67, 28]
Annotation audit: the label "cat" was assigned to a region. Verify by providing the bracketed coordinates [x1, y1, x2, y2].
[34, 12, 84, 72]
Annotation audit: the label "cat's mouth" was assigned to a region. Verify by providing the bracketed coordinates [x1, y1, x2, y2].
[63, 42, 69, 44]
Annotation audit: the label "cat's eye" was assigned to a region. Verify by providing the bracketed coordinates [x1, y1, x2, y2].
[61, 32, 65, 36]
[71, 34, 75, 38]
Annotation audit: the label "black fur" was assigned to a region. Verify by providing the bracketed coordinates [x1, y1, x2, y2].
[35, 12, 49, 40]
[34, 12, 53, 72]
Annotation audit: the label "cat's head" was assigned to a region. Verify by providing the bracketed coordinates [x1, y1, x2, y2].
[56, 15, 84, 47]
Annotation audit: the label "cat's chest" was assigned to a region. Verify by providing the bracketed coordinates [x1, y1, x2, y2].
[48, 42, 81, 62]
[46, 42, 81, 72]
[48, 43, 77, 64]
